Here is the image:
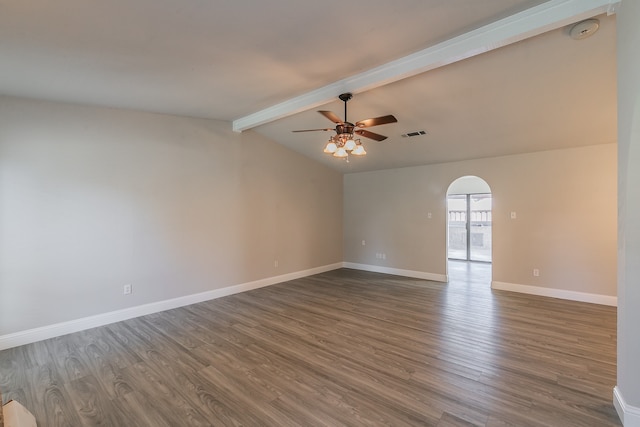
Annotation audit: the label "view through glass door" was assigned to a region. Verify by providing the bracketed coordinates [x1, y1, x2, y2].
[448, 193, 492, 262]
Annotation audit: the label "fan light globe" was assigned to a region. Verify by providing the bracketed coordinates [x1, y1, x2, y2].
[324, 141, 338, 154]
[333, 147, 348, 158]
[351, 145, 366, 156]
[345, 138, 356, 151]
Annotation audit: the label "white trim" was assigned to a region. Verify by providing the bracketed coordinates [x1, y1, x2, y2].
[614, 386, 640, 426]
[0, 263, 342, 351]
[1, 263, 619, 350]
[491, 281, 617, 306]
[343, 262, 448, 283]
[232, 0, 619, 132]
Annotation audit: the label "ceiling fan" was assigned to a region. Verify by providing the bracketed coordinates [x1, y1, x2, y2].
[292, 93, 398, 158]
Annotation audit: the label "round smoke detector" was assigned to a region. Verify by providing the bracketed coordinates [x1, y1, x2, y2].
[570, 19, 600, 40]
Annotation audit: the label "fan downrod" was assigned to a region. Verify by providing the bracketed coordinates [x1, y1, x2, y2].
[338, 93, 353, 123]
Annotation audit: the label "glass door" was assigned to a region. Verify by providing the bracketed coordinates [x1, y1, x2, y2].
[470, 194, 492, 262]
[447, 194, 467, 260]
[448, 193, 492, 262]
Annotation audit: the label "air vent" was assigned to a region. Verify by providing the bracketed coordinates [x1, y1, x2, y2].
[401, 130, 428, 138]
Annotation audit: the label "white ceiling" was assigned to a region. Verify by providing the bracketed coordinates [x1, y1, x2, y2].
[0, 0, 617, 173]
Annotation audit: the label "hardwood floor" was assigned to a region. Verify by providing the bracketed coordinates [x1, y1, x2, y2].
[0, 263, 620, 426]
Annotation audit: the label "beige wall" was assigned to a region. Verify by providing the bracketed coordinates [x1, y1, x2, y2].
[0, 94, 620, 344]
[344, 144, 617, 297]
[0, 96, 343, 336]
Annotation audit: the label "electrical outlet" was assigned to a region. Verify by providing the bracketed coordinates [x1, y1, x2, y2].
[362, 240, 366, 246]
[511, 211, 517, 219]
[123, 284, 132, 295]
[427, 212, 432, 219]
[533, 268, 540, 277]
[274, 260, 279, 268]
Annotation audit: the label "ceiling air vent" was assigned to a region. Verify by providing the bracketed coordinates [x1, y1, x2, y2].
[401, 130, 428, 138]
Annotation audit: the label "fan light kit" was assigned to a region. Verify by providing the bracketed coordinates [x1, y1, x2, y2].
[293, 93, 397, 159]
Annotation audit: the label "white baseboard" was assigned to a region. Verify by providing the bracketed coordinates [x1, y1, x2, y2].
[614, 386, 640, 426]
[343, 262, 448, 283]
[491, 281, 617, 306]
[0, 262, 343, 351]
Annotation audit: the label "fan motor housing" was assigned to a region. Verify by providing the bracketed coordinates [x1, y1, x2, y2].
[336, 123, 355, 135]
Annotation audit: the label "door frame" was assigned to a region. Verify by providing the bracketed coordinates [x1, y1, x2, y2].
[446, 176, 492, 264]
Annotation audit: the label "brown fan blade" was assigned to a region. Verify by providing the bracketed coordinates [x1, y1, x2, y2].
[355, 129, 387, 141]
[355, 115, 397, 128]
[318, 110, 344, 124]
[292, 128, 333, 133]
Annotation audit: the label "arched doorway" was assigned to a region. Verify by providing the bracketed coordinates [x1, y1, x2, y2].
[446, 176, 492, 263]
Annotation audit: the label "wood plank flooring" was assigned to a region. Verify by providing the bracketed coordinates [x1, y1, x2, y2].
[0, 262, 620, 426]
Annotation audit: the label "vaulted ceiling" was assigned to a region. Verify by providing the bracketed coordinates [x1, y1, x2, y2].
[0, 0, 617, 173]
